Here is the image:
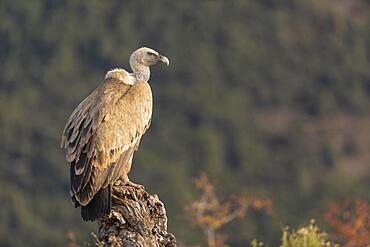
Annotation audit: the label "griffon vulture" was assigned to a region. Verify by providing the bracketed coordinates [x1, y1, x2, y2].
[61, 47, 169, 221]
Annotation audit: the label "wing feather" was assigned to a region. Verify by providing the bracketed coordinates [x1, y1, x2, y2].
[61, 73, 152, 206]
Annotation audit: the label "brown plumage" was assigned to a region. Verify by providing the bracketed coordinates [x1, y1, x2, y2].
[61, 47, 169, 221]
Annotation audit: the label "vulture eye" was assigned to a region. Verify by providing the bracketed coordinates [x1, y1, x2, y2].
[147, 52, 156, 56]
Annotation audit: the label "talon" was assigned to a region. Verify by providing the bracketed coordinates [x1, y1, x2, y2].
[123, 180, 145, 190]
[114, 180, 121, 186]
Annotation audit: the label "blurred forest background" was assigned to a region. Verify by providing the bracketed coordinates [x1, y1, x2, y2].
[0, 0, 369, 246]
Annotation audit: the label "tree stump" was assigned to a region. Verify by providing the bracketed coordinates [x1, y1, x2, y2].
[97, 186, 177, 247]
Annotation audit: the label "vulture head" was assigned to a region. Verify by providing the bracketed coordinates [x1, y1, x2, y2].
[130, 47, 170, 68]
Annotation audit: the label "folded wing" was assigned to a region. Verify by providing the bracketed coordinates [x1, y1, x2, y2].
[61, 72, 152, 206]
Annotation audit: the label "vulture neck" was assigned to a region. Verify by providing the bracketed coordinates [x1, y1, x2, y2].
[131, 64, 150, 82]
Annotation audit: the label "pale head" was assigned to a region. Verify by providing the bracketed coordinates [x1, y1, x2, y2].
[129, 47, 169, 68]
[105, 47, 169, 84]
[128, 47, 169, 82]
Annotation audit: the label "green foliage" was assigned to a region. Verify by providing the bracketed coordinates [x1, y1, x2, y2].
[251, 221, 339, 247]
[0, 0, 369, 246]
[279, 222, 337, 247]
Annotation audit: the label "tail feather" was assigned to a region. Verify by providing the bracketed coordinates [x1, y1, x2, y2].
[81, 185, 111, 221]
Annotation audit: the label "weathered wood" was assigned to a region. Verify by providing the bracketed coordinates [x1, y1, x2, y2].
[97, 186, 177, 247]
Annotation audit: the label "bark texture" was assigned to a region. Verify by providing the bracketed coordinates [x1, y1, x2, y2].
[97, 185, 177, 247]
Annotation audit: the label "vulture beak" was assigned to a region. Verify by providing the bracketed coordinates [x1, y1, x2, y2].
[158, 54, 170, 66]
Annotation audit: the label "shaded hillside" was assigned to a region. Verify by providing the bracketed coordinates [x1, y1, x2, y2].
[0, 0, 369, 246]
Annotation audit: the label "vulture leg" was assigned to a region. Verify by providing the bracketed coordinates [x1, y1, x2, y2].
[123, 179, 145, 190]
[112, 149, 144, 189]
[116, 174, 145, 190]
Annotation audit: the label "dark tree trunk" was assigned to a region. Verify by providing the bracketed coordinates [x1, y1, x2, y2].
[97, 186, 177, 247]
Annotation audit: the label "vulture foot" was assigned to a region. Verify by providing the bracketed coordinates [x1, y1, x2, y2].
[115, 177, 145, 190]
[123, 180, 145, 190]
